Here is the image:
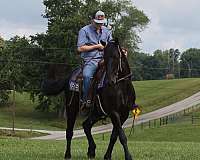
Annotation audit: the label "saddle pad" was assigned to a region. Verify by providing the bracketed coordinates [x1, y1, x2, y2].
[69, 68, 106, 92]
[69, 67, 82, 92]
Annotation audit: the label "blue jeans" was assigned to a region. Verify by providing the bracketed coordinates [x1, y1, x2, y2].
[82, 60, 98, 102]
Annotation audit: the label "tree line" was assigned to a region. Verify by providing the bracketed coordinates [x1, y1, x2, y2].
[0, 0, 200, 116]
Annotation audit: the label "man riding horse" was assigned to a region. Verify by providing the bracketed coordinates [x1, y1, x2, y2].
[77, 10, 112, 114]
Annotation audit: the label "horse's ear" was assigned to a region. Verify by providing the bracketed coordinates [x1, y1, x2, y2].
[108, 38, 119, 45]
[114, 38, 119, 45]
[100, 40, 107, 47]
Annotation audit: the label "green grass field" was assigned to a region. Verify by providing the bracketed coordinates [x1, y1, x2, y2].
[134, 78, 200, 113]
[0, 139, 200, 160]
[1, 78, 200, 159]
[1, 120, 200, 160]
[0, 109, 200, 160]
[0, 78, 200, 130]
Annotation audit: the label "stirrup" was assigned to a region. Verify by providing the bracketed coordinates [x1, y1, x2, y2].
[80, 101, 90, 117]
[86, 100, 92, 108]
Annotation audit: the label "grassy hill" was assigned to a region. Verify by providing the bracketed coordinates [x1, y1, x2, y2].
[134, 78, 200, 113]
[0, 78, 200, 130]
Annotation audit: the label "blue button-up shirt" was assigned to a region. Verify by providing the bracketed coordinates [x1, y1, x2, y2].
[77, 24, 112, 62]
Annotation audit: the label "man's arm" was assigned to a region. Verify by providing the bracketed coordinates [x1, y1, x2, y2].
[77, 44, 104, 53]
[77, 28, 104, 53]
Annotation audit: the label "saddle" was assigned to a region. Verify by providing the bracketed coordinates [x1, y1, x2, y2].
[69, 59, 106, 100]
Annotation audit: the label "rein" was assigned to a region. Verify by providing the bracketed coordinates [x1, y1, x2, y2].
[118, 45, 123, 72]
[116, 45, 132, 83]
[117, 72, 132, 83]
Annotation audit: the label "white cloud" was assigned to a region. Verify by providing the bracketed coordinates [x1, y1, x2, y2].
[0, 0, 47, 40]
[0, 19, 47, 40]
[133, 0, 200, 53]
[1, 0, 200, 53]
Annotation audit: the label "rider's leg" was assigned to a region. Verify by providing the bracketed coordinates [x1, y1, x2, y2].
[82, 61, 98, 104]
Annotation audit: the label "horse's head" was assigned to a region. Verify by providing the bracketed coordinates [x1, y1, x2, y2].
[103, 39, 131, 85]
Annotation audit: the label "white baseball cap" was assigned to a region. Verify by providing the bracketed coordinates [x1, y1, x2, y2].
[93, 10, 106, 24]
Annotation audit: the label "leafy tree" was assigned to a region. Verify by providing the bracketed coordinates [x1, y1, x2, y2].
[0, 36, 4, 50]
[180, 48, 200, 78]
[28, 0, 149, 115]
[0, 36, 33, 106]
[101, 0, 149, 52]
[0, 36, 10, 106]
[0, 0, 150, 116]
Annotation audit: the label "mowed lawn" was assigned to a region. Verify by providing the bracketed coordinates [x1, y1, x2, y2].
[134, 78, 200, 113]
[0, 78, 200, 130]
[1, 120, 200, 160]
[0, 138, 200, 160]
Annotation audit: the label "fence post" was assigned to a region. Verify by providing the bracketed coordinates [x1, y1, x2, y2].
[12, 84, 16, 134]
[154, 119, 156, 128]
[166, 116, 168, 125]
[30, 121, 33, 134]
[160, 118, 162, 126]
[192, 115, 194, 124]
[162, 117, 165, 125]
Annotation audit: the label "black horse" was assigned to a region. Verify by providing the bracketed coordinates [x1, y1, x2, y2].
[43, 39, 137, 160]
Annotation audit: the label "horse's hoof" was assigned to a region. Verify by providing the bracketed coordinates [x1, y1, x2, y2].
[126, 154, 133, 160]
[104, 155, 111, 160]
[87, 150, 95, 159]
[64, 154, 71, 160]
[88, 155, 95, 160]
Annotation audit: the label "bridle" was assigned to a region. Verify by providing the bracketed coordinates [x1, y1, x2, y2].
[108, 43, 132, 84]
[117, 45, 132, 83]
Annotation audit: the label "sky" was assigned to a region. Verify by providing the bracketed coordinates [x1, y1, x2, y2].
[0, 0, 47, 40]
[0, 0, 200, 53]
[133, 0, 200, 53]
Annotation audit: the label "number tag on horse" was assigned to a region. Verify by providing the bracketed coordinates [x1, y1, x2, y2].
[69, 80, 79, 92]
[132, 107, 141, 119]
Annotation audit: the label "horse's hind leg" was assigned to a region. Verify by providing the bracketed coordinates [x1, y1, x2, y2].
[109, 111, 132, 160]
[83, 113, 100, 159]
[64, 108, 77, 160]
[65, 94, 79, 160]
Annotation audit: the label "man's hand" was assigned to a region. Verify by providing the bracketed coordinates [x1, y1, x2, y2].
[96, 43, 104, 51]
[122, 48, 128, 57]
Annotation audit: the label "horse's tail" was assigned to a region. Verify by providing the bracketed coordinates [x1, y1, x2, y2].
[41, 78, 68, 96]
[41, 63, 70, 96]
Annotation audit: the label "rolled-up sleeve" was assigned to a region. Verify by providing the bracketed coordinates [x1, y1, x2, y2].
[77, 29, 88, 47]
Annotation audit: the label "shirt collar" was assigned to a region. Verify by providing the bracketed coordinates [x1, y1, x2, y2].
[90, 24, 103, 33]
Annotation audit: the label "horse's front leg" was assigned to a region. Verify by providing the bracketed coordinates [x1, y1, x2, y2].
[83, 112, 100, 159]
[104, 127, 118, 160]
[104, 111, 129, 160]
[109, 111, 132, 160]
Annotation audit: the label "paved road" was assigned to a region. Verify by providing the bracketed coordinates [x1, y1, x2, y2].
[1, 91, 200, 140]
